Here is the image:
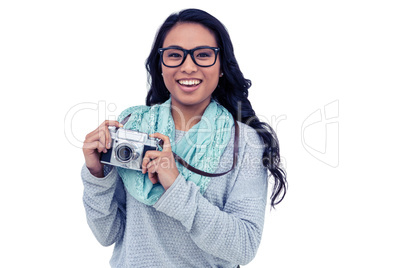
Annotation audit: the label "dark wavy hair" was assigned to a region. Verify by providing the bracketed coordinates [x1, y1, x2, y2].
[145, 9, 287, 207]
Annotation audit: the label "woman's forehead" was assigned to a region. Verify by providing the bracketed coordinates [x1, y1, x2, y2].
[162, 23, 218, 49]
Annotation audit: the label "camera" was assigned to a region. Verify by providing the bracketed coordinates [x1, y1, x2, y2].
[100, 126, 159, 171]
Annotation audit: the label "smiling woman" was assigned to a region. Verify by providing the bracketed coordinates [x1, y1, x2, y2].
[81, 8, 286, 268]
[160, 23, 223, 129]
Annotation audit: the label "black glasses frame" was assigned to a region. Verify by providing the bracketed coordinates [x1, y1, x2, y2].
[158, 46, 220, 68]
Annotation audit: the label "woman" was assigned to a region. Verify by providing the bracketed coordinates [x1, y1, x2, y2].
[82, 8, 286, 267]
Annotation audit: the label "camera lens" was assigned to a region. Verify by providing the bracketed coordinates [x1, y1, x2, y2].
[115, 144, 138, 163]
[117, 146, 132, 162]
[115, 143, 139, 163]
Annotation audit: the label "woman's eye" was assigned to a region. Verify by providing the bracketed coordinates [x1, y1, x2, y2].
[196, 52, 212, 58]
[167, 53, 182, 58]
[195, 49, 214, 59]
[198, 53, 210, 57]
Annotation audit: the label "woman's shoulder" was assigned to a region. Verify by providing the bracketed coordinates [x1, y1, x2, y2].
[117, 105, 150, 122]
[236, 121, 264, 147]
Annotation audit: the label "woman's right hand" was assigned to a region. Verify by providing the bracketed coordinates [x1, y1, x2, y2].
[83, 120, 123, 178]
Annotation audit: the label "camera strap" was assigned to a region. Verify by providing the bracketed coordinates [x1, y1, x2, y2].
[172, 120, 239, 177]
[120, 114, 239, 178]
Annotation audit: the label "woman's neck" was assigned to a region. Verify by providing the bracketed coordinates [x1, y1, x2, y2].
[171, 100, 210, 131]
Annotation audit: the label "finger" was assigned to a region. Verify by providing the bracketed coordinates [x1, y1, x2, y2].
[141, 150, 161, 173]
[143, 156, 159, 184]
[144, 150, 162, 159]
[147, 160, 158, 174]
[99, 124, 110, 150]
[146, 158, 160, 172]
[83, 141, 105, 154]
[85, 128, 101, 142]
[142, 153, 154, 173]
[98, 129, 107, 153]
[149, 133, 172, 152]
[141, 156, 151, 174]
[97, 140, 107, 154]
[104, 120, 124, 128]
[85, 120, 121, 143]
[104, 120, 123, 149]
[84, 132, 107, 154]
[102, 125, 111, 150]
[148, 170, 159, 184]
[83, 140, 101, 151]
[146, 159, 159, 182]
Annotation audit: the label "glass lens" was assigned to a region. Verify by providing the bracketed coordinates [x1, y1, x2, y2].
[117, 145, 132, 162]
[162, 49, 185, 67]
[193, 48, 216, 66]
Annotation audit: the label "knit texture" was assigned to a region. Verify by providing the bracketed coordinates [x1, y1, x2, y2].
[82, 122, 268, 268]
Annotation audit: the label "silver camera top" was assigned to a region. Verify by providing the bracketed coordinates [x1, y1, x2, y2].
[109, 126, 158, 145]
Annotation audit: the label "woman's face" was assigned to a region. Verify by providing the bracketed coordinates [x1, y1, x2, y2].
[161, 23, 221, 113]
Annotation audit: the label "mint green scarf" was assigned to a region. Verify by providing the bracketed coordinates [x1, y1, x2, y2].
[117, 98, 234, 206]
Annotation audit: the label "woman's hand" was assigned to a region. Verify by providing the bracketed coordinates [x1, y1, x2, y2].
[142, 133, 179, 190]
[83, 120, 123, 178]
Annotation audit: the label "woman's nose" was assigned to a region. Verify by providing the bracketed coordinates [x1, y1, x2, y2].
[180, 54, 198, 73]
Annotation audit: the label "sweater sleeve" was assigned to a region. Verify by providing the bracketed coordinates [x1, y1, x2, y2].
[81, 165, 126, 247]
[153, 128, 268, 265]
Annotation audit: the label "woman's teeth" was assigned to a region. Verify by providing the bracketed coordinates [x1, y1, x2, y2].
[178, 80, 201, 86]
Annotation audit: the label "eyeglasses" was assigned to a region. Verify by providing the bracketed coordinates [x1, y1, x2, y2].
[158, 46, 220, 68]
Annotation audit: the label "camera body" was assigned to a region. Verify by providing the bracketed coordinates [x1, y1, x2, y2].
[100, 126, 158, 171]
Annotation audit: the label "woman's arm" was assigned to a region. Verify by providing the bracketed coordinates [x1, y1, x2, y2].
[153, 125, 268, 265]
[81, 120, 126, 246]
[81, 165, 126, 247]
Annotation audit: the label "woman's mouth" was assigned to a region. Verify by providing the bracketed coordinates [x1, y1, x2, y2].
[177, 79, 202, 86]
[177, 79, 202, 92]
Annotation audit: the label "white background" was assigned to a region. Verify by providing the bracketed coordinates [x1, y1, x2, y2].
[1, 0, 401, 267]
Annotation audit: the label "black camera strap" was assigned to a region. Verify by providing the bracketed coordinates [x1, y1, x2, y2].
[120, 114, 239, 178]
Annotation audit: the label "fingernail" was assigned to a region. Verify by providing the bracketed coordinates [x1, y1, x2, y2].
[119, 123, 124, 128]
[107, 143, 111, 149]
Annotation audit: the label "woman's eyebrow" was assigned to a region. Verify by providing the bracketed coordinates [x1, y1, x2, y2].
[163, 45, 182, 49]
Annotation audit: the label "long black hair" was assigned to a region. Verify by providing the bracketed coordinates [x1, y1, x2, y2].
[145, 9, 287, 207]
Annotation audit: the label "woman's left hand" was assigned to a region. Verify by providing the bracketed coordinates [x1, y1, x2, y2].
[141, 133, 179, 190]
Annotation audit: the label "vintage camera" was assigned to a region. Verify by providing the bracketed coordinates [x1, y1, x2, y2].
[100, 126, 159, 171]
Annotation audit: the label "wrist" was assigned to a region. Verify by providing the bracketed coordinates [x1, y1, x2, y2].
[87, 165, 104, 178]
[163, 170, 180, 190]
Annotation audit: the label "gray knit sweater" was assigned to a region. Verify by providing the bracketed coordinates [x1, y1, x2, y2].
[81, 122, 268, 267]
